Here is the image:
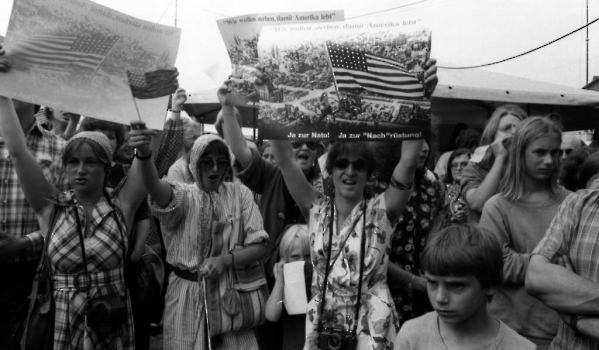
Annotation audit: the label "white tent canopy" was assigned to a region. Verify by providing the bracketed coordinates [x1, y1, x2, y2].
[435, 67, 599, 107]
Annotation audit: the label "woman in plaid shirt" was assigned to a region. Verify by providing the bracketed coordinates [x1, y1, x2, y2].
[0, 97, 149, 349]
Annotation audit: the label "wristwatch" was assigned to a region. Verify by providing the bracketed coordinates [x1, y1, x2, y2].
[134, 149, 152, 161]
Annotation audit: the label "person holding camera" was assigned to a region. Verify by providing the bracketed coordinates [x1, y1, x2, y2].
[271, 138, 424, 350]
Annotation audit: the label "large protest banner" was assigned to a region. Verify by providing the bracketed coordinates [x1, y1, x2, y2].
[0, 0, 181, 130]
[258, 20, 431, 141]
[218, 12, 431, 141]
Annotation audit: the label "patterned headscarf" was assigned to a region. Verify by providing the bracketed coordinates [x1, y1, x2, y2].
[65, 131, 113, 162]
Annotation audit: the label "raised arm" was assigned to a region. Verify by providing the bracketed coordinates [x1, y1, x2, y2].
[271, 140, 317, 220]
[384, 140, 423, 223]
[0, 97, 57, 215]
[218, 82, 253, 168]
[464, 139, 508, 213]
[152, 87, 185, 177]
[127, 122, 173, 208]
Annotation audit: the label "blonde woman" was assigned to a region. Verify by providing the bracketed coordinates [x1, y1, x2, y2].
[480, 117, 569, 349]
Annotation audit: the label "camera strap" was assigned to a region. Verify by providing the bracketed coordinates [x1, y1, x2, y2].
[73, 196, 128, 302]
[317, 198, 367, 336]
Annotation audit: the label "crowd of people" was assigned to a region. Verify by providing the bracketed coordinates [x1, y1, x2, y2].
[1, 39, 599, 350]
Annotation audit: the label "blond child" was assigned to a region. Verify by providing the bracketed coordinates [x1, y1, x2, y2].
[265, 224, 311, 350]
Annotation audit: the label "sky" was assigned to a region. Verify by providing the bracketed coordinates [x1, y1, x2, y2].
[1, 0, 598, 95]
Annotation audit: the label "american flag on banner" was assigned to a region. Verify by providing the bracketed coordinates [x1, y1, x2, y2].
[11, 34, 119, 71]
[326, 42, 425, 100]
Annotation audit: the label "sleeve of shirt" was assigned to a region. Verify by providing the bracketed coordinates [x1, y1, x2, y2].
[532, 192, 580, 261]
[459, 162, 484, 198]
[167, 160, 189, 183]
[154, 118, 184, 178]
[239, 184, 268, 244]
[133, 195, 151, 221]
[149, 179, 188, 229]
[480, 196, 529, 284]
[234, 147, 276, 194]
[25, 230, 44, 262]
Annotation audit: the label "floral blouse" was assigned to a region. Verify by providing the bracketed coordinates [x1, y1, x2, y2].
[389, 169, 444, 325]
[305, 194, 399, 350]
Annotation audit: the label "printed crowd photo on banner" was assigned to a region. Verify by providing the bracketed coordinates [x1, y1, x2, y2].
[217, 12, 431, 141]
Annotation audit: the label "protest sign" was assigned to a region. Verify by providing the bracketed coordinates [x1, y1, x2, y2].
[256, 20, 431, 141]
[216, 11, 344, 110]
[0, 0, 181, 130]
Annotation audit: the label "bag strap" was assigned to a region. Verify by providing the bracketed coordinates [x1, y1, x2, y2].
[73, 200, 128, 300]
[228, 182, 242, 252]
[20, 205, 60, 349]
[317, 199, 366, 334]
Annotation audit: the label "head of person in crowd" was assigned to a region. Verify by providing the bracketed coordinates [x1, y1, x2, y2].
[501, 117, 562, 201]
[260, 141, 277, 165]
[416, 140, 431, 169]
[182, 118, 203, 157]
[189, 134, 231, 191]
[449, 123, 468, 147]
[479, 104, 528, 146]
[577, 151, 599, 189]
[278, 224, 310, 263]
[325, 142, 376, 201]
[455, 128, 481, 151]
[446, 148, 471, 185]
[114, 125, 134, 164]
[292, 139, 320, 177]
[62, 131, 113, 193]
[560, 133, 585, 161]
[559, 146, 597, 191]
[214, 107, 243, 139]
[422, 224, 503, 320]
[78, 117, 126, 157]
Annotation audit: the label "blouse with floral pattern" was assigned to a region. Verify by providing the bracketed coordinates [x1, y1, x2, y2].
[304, 194, 399, 350]
[388, 169, 444, 325]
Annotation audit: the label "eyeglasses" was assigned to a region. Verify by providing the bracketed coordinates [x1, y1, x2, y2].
[333, 158, 367, 171]
[291, 141, 318, 150]
[198, 158, 229, 171]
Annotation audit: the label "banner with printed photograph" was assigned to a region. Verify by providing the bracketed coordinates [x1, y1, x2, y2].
[216, 11, 344, 109]
[256, 20, 431, 141]
[0, 0, 181, 130]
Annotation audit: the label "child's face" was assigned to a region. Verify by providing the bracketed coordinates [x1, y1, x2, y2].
[288, 239, 310, 263]
[425, 273, 492, 326]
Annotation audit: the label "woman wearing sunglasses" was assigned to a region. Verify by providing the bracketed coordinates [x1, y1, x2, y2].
[270, 139, 424, 350]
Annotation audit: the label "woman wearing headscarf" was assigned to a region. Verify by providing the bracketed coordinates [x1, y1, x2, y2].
[129, 126, 268, 350]
[0, 98, 148, 349]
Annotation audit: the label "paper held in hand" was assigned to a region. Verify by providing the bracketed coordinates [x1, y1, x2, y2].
[283, 261, 308, 315]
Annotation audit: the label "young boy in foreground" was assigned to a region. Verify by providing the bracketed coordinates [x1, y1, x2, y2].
[394, 224, 536, 350]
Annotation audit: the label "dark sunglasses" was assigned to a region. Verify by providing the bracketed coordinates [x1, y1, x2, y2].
[291, 141, 318, 150]
[198, 158, 229, 170]
[333, 158, 367, 171]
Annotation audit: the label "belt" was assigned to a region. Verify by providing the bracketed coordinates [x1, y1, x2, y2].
[172, 267, 198, 282]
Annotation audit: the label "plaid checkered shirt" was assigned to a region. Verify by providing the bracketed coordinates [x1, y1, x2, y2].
[532, 179, 599, 350]
[0, 121, 68, 265]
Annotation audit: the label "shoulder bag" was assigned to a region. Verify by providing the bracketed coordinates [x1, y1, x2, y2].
[204, 182, 270, 337]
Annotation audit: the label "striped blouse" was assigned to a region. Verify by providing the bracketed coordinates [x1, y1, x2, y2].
[151, 179, 268, 271]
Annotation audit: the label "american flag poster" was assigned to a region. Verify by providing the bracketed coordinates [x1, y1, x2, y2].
[255, 20, 431, 141]
[0, 0, 181, 130]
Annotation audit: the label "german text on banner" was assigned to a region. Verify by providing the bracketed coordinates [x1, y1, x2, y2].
[0, 0, 181, 130]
